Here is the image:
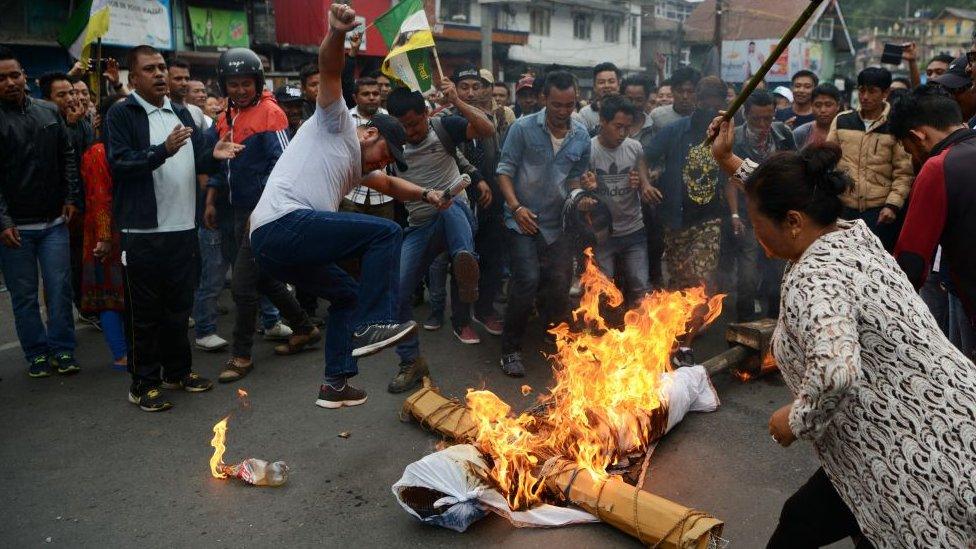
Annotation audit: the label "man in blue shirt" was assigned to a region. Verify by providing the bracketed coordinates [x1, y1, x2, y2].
[496, 71, 591, 377]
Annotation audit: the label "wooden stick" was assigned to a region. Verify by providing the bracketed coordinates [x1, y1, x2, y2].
[431, 44, 445, 81]
[704, 0, 825, 145]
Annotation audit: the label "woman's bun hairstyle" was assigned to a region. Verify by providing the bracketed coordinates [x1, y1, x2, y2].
[746, 144, 847, 226]
[799, 143, 850, 196]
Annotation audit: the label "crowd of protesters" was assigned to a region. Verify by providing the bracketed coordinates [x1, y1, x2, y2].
[1, 28, 975, 416]
[4, 3, 976, 543]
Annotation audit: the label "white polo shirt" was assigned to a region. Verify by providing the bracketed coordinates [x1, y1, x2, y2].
[124, 92, 197, 233]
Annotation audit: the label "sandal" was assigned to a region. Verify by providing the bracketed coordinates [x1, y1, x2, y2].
[218, 358, 253, 383]
[274, 327, 322, 356]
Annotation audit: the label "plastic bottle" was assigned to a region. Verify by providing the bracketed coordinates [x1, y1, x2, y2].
[222, 459, 289, 487]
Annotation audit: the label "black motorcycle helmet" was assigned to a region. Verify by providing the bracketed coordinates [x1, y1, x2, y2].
[563, 190, 613, 246]
[216, 47, 264, 102]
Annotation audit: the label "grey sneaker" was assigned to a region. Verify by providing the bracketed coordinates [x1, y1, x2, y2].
[387, 357, 429, 394]
[351, 321, 417, 358]
[500, 352, 525, 377]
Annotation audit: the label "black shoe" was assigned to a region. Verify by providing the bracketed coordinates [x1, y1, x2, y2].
[128, 388, 173, 412]
[351, 321, 418, 358]
[28, 355, 52, 378]
[500, 352, 525, 377]
[453, 251, 480, 304]
[51, 352, 81, 376]
[316, 382, 368, 409]
[161, 372, 214, 393]
[79, 313, 102, 332]
[388, 357, 429, 394]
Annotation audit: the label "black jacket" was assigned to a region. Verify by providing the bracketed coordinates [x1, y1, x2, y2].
[0, 97, 80, 230]
[105, 93, 218, 230]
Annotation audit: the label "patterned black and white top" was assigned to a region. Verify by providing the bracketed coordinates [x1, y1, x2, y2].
[774, 219, 976, 548]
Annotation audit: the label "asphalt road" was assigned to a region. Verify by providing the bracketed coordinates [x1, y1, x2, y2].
[0, 289, 852, 548]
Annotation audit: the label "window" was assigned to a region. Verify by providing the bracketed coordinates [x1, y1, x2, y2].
[573, 13, 591, 40]
[439, 0, 470, 24]
[604, 16, 621, 43]
[494, 7, 516, 31]
[654, 0, 692, 22]
[956, 21, 962, 35]
[813, 17, 834, 41]
[530, 8, 550, 36]
[939, 23, 946, 35]
[631, 15, 639, 47]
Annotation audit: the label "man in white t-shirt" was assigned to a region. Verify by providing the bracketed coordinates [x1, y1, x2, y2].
[249, 3, 449, 410]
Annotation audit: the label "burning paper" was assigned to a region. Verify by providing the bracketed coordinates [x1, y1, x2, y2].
[465, 249, 724, 510]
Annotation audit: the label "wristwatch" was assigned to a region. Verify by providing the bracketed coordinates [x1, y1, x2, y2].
[421, 188, 431, 202]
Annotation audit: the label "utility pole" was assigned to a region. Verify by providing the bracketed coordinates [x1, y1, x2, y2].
[481, 3, 494, 73]
[713, 0, 723, 63]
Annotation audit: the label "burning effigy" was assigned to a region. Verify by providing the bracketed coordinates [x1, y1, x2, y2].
[395, 250, 727, 548]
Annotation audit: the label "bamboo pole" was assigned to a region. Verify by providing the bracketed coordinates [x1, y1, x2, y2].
[704, 0, 825, 146]
[545, 460, 724, 549]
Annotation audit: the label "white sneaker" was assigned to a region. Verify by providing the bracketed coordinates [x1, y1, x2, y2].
[195, 334, 229, 351]
[263, 321, 293, 341]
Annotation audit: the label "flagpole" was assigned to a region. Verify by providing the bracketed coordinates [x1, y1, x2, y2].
[431, 43, 445, 81]
[94, 38, 104, 102]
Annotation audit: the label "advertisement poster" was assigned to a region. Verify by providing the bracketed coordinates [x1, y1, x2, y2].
[721, 39, 824, 83]
[102, 0, 173, 50]
[188, 6, 250, 48]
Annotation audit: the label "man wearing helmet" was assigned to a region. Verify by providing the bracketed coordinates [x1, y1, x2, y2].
[202, 47, 321, 384]
[249, 3, 450, 410]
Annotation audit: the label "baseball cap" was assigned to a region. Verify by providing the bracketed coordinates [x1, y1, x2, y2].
[365, 113, 408, 171]
[516, 75, 535, 93]
[933, 55, 971, 90]
[274, 84, 303, 104]
[452, 63, 490, 86]
[479, 69, 495, 86]
[772, 85, 794, 103]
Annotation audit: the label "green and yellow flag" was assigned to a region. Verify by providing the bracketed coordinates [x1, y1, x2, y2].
[375, 0, 436, 94]
[58, 0, 111, 65]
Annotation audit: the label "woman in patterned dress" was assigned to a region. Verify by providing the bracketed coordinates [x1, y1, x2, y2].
[79, 94, 128, 369]
[709, 117, 976, 549]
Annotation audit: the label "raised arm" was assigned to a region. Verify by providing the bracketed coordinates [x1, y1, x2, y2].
[318, 4, 360, 109]
[438, 78, 494, 139]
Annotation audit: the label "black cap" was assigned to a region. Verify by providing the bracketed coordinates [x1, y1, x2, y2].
[933, 55, 971, 90]
[452, 62, 489, 86]
[274, 84, 302, 104]
[365, 113, 408, 171]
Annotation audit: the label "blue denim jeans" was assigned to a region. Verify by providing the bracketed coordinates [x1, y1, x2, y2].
[396, 202, 477, 362]
[427, 251, 472, 331]
[251, 209, 402, 381]
[593, 230, 652, 307]
[0, 222, 76, 362]
[192, 226, 227, 338]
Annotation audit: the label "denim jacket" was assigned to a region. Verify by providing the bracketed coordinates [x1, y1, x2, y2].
[496, 109, 590, 244]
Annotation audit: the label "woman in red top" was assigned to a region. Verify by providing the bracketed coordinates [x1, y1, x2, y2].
[80, 94, 128, 369]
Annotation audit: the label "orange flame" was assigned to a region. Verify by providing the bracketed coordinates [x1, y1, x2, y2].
[520, 385, 532, 396]
[466, 249, 724, 509]
[210, 416, 229, 478]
